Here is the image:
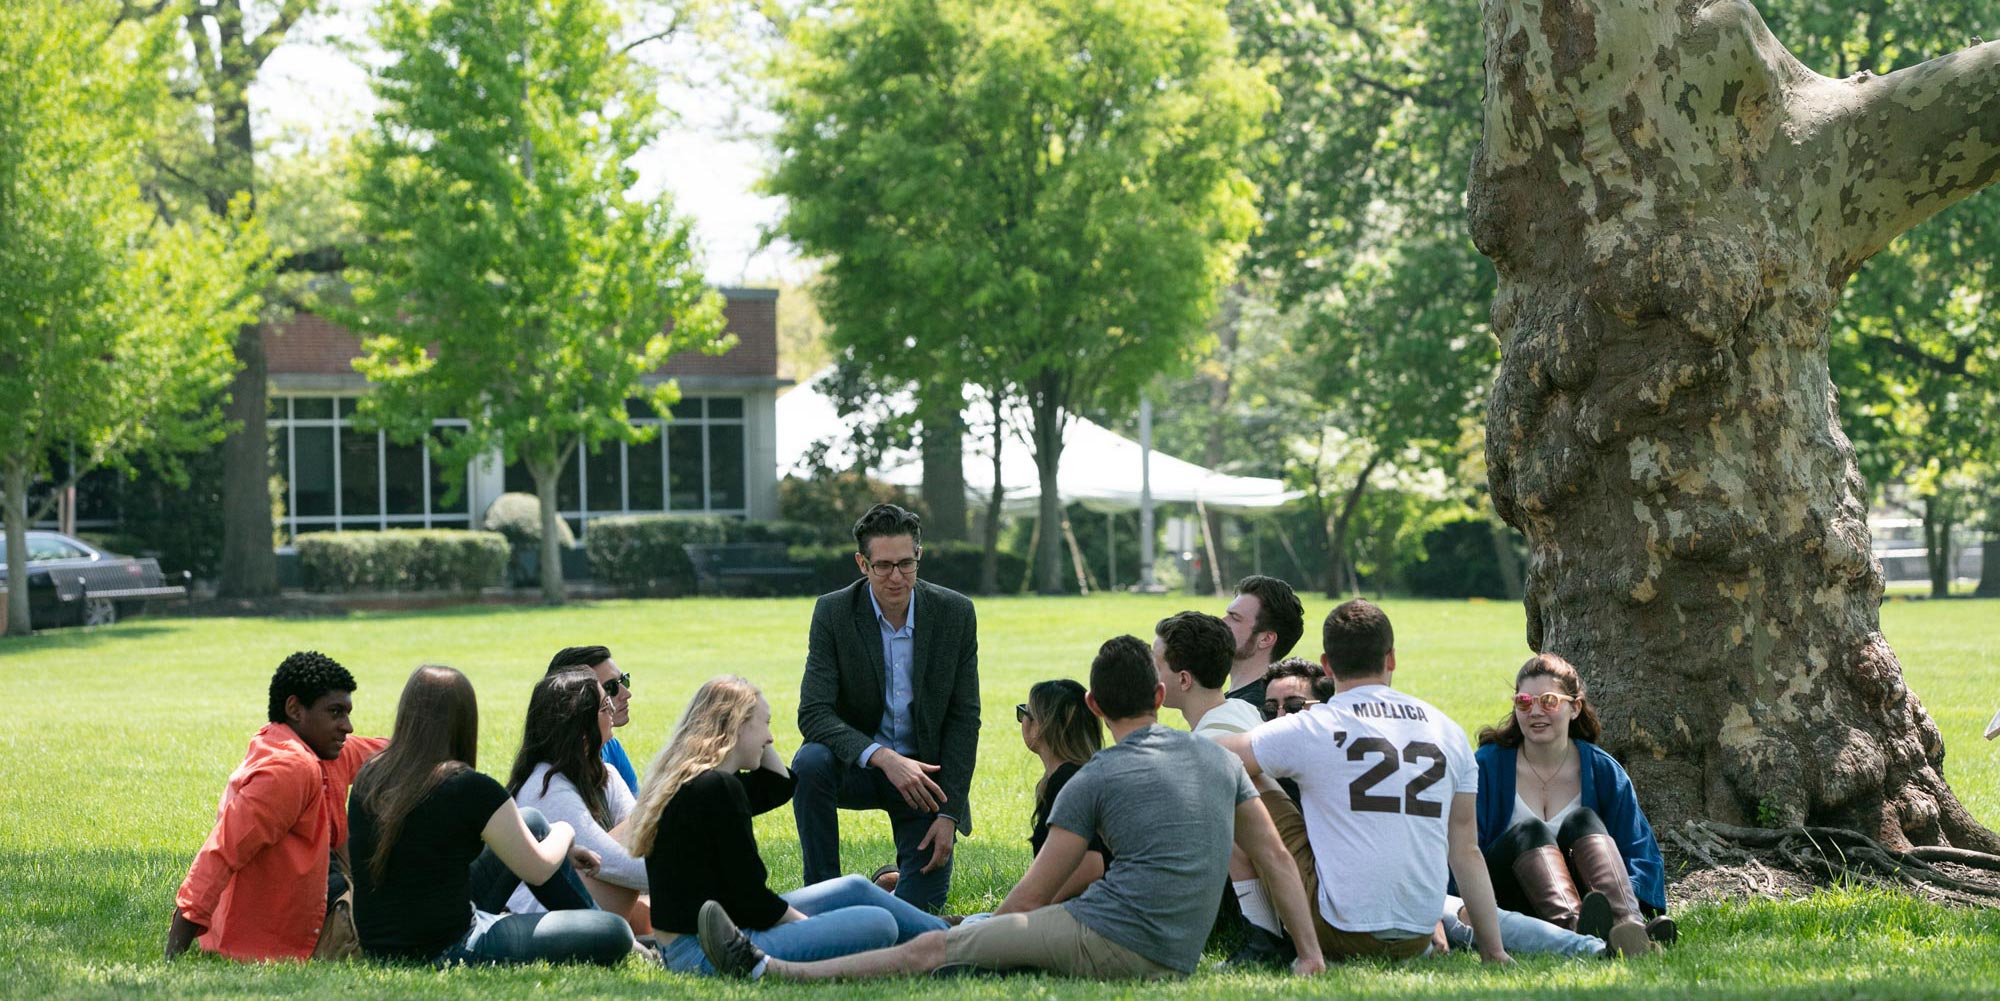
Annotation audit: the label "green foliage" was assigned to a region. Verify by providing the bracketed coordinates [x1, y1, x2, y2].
[769, 0, 1272, 588]
[1403, 519, 1523, 600]
[788, 540, 1027, 597]
[339, 0, 729, 600]
[295, 530, 509, 593]
[584, 514, 737, 594]
[777, 472, 922, 544]
[0, 0, 268, 632]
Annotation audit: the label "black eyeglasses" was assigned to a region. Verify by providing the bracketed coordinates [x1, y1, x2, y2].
[864, 558, 921, 578]
[1261, 697, 1316, 721]
[603, 673, 633, 698]
[1015, 703, 1032, 723]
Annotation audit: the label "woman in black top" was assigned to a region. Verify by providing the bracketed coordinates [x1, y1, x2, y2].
[1019, 679, 1110, 901]
[348, 664, 634, 966]
[624, 676, 947, 975]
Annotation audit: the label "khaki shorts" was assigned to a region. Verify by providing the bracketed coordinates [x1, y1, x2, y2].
[943, 905, 1180, 979]
[1260, 790, 1432, 962]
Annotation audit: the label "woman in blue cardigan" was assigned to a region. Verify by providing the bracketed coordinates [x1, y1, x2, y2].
[1474, 654, 1674, 955]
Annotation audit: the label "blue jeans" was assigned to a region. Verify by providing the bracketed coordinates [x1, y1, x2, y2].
[658, 874, 949, 975]
[792, 741, 955, 913]
[436, 807, 634, 967]
[1440, 895, 1603, 957]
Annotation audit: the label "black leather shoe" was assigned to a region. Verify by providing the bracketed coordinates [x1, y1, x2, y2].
[1221, 922, 1296, 969]
[698, 900, 766, 978]
[1646, 914, 1678, 947]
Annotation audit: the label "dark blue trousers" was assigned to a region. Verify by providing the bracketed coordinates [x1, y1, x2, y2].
[791, 742, 954, 914]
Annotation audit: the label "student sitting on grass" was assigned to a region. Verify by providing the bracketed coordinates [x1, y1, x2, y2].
[502, 669, 652, 934]
[168, 651, 387, 961]
[1473, 653, 1672, 954]
[1020, 678, 1112, 903]
[626, 676, 948, 975]
[693, 637, 1327, 981]
[348, 665, 634, 967]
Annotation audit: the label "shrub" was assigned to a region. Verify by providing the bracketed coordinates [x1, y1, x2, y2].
[296, 530, 509, 593]
[584, 514, 736, 595]
[482, 492, 575, 586]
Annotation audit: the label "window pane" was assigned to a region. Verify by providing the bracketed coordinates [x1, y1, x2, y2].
[430, 448, 466, 515]
[338, 397, 360, 419]
[628, 436, 664, 512]
[383, 439, 425, 515]
[273, 429, 290, 526]
[341, 428, 381, 517]
[294, 398, 333, 420]
[503, 451, 580, 511]
[667, 425, 704, 510]
[293, 427, 334, 516]
[670, 397, 702, 420]
[708, 396, 744, 419]
[708, 424, 745, 510]
[625, 398, 658, 420]
[269, 395, 287, 420]
[556, 447, 581, 512]
[585, 442, 623, 512]
[504, 459, 534, 495]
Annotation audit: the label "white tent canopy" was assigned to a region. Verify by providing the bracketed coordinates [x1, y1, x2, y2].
[775, 370, 1299, 514]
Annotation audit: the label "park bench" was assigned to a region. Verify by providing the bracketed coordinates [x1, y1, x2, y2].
[683, 542, 814, 596]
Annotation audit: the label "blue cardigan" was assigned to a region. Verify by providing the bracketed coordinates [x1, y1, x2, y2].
[1475, 740, 1666, 912]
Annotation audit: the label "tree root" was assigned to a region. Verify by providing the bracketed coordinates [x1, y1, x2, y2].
[1669, 821, 2000, 908]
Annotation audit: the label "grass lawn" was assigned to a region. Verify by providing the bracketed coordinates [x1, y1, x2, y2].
[2, 593, 1997, 999]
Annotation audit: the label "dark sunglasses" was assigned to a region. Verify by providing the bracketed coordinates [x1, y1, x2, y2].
[1015, 703, 1032, 723]
[1261, 697, 1317, 721]
[602, 672, 633, 698]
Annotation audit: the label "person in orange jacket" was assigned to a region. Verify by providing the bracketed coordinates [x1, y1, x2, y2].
[166, 651, 388, 961]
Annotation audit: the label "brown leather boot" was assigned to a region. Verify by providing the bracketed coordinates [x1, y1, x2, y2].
[1569, 833, 1659, 956]
[1510, 844, 1583, 930]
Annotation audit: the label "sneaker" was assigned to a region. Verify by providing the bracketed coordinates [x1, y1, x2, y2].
[1221, 923, 1296, 969]
[1645, 914, 1678, 947]
[1577, 891, 1612, 941]
[698, 900, 766, 978]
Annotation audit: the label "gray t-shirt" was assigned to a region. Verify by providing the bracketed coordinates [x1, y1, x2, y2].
[1048, 722, 1257, 973]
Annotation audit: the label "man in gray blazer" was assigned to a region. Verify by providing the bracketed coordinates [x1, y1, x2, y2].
[793, 503, 980, 913]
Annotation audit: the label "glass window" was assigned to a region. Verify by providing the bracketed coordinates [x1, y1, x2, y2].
[294, 398, 333, 420]
[585, 442, 623, 512]
[627, 436, 664, 512]
[293, 426, 335, 516]
[670, 397, 702, 420]
[667, 424, 704, 510]
[341, 428, 381, 517]
[708, 424, 745, 510]
[383, 439, 425, 516]
[338, 397, 361, 419]
[625, 398, 658, 420]
[504, 459, 534, 495]
[555, 448, 581, 513]
[707, 396, 744, 419]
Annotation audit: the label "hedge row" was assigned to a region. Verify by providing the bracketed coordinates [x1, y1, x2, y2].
[583, 513, 1024, 596]
[297, 531, 510, 593]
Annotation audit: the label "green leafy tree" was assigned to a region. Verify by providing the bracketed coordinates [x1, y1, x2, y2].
[0, 0, 266, 634]
[769, 0, 1271, 593]
[341, 0, 727, 605]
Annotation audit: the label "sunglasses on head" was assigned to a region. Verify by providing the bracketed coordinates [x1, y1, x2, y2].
[1015, 703, 1032, 723]
[602, 672, 633, 698]
[1260, 697, 1317, 721]
[1513, 691, 1578, 713]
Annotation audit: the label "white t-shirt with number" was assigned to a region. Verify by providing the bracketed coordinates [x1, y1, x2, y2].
[1248, 683, 1476, 936]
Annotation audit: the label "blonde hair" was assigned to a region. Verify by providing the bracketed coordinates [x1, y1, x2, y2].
[624, 675, 762, 858]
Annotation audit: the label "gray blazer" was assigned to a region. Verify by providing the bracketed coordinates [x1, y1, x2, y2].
[797, 577, 981, 833]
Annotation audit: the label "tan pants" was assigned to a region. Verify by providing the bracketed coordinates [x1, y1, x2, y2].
[1260, 790, 1431, 961]
[943, 905, 1180, 979]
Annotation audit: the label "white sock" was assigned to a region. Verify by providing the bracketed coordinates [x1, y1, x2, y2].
[1233, 878, 1280, 934]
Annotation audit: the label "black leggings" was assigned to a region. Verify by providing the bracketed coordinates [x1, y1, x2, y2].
[1485, 809, 1662, 919]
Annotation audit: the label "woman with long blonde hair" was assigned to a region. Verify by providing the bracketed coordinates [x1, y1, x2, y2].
[629, 676, 947, 975]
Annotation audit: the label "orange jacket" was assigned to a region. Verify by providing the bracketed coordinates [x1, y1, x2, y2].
[175, 724, 388, 961]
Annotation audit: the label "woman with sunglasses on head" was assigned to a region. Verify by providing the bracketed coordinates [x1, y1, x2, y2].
[628, 676, 948, 975]
[1473, 654, 1672, 956]
[348, 665, 636, 967]
[502, 670, 652, 934]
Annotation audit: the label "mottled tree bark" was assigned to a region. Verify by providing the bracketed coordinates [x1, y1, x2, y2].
[1469, 0, 2000, 850]
[918, 386, 968, 543]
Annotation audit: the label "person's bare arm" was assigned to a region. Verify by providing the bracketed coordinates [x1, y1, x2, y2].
[1051, 850, 1106, 903]
[1446, 792, 1510, 964]
[1233, 797, 1325, 975]
[480, 799, 575, 887]
[994, 827, 1087, 915]
[1215, 732, 1265, 779]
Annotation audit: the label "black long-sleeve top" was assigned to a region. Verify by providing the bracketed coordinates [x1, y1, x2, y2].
[646, 767, 797, 935]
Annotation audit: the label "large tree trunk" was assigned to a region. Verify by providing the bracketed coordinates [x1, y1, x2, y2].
[3, 460, 33, 635]
[216, 323, 277, 598]
[1028, 391, 1067, 595]
[1470, 0, 2000, 850]
[918, 384, 968, 542]
[1322, 451, 1380, 600]
[532, 459, 567, 606]
[1921, 495, 1953, 600]
[978, 404, 1006, 595]
[1977, 539, 2000, 598]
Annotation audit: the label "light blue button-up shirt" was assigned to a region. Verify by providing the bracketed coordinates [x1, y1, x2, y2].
[859, 585, 917, 766]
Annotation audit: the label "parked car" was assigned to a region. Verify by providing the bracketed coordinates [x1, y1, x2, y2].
[0, 531, 187, 628]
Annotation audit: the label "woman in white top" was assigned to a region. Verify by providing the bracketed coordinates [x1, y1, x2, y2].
[503, 669, 651, 933]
